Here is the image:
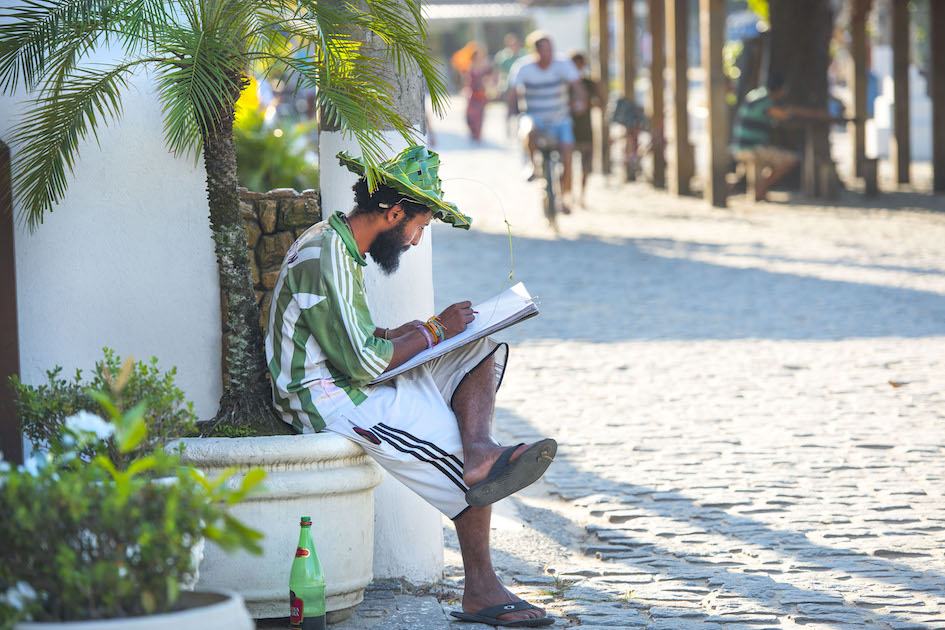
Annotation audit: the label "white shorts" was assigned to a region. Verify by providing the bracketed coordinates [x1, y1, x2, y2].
[323, 338, 508, 520]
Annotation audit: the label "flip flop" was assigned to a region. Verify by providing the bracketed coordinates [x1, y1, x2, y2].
[464, 438, 557, 507]
[451, 601, 555, 627]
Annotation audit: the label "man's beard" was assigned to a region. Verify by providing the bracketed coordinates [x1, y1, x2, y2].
[368, 221, 410, 275]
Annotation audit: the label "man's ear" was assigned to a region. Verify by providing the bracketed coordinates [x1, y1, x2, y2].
[386, 205, 403, 225]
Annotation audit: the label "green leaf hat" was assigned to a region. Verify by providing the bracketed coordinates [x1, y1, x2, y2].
[337, 145, 471, 229]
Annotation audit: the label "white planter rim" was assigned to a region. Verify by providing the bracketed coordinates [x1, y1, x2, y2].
[175, 433, 367, 467]
[15, 589, 248, 629]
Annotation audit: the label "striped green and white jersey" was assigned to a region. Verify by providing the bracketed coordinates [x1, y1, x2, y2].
[265, 211, 394, 433]
[730, 86, 775, 152]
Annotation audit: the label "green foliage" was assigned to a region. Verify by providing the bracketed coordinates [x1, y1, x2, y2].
[723, 40, 745, 81]
[211, 423, 263, 438]
[0, 0, 450, 231]
[746, 0, 769, 25]
[8, 348, 198, 468]
[0, 377, 265, 628]
[235, 107, 319, 193]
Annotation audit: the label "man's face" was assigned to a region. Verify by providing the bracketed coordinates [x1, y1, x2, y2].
[368, 209, 433, 275]
[536, 39, 553, 65]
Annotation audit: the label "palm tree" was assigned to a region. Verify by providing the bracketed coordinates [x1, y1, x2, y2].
[0, 1, 447, 435]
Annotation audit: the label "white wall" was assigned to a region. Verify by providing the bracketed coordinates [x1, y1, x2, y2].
[529, 5, 590, 58]
[319, 131, 445, 584]
[1, 71, 222, 420]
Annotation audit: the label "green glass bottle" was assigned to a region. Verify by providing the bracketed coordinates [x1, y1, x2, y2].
[289, 516, 326, 630]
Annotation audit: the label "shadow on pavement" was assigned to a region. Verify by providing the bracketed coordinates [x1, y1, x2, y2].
[490, 408, 945, 629]
[433, 228, 945, 341]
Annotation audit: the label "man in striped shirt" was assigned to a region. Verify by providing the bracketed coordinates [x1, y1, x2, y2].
[509, 31, 585, 213]
[266, 146, 556, 627]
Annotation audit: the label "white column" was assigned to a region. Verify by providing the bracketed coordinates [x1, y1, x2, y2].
[319, 130, 444, 585]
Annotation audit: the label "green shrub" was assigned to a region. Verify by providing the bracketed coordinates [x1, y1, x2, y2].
[9, 348, 198, 467]
[0, 372, 264, 628]
[235, 107, 318, 193]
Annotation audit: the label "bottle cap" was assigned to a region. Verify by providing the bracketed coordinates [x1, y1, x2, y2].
[300, 516, 312, 525]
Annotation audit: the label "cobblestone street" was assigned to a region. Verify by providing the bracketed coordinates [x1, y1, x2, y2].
[423, 101, 945, 629]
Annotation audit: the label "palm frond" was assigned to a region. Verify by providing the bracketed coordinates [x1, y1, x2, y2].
[152, 23, 244, 159]
[314, 83, 411, 189]
[9, 62, 137, 231]
[358, 0, 449, 115]
[0, 0, 117, 92]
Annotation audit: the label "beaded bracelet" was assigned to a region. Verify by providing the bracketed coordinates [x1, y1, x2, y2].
[426, 317, 445, 343]
[416, 324, 434, 350]
[422, 321, 441, 345]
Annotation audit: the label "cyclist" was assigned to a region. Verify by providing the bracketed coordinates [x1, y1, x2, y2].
[508, 30, 586, 214]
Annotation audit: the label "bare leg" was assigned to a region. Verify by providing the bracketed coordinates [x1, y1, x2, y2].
[450, 355, 549, 623]
[453, 506, 547, 623]
[560, 144, 574, 210]
[580, 146, 592, 205]
[755, 157, 798, 201]
[452, 354, 531, 485]
[525, 129, 538, 174]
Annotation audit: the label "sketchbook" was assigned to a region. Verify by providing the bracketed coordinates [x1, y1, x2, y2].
[368, 282, 539, 385]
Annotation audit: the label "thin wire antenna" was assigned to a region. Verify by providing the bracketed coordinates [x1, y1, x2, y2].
[442, 176, 515, 281]
[441, 176, 517, 321]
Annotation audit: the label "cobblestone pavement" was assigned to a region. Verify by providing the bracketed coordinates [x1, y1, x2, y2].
[422, 101, 945, 629]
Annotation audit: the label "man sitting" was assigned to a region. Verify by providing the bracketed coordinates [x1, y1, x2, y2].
[265, 145, 557, 628]
[730, 73, 835, 202]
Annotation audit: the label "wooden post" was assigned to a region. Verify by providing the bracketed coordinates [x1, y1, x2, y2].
[932, 0, 945, 192]
[850, 0, 869, 178]
[592, 0, 612, 175]
[891, 0, 910, 184]
[617, 0, 637, 99]
[666, 0, 691, 195]
[649, 0, 666, 189]
[701, 0, 727, 207]
[0, 142, 22, 466]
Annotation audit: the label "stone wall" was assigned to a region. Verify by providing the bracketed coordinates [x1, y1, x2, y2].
[239, 187, 321, 332]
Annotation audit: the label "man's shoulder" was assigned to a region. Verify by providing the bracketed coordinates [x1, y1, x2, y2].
[745, 86, 771, 105]
[551, 57, 579, 79]
[509, 56, 535, 76]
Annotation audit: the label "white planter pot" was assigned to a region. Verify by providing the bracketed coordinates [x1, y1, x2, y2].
[177, 434, 384, 621]
[16, 590, 252, 630]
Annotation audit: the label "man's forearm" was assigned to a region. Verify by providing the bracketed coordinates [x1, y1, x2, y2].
[786, 105, 834, 121]
[384, 326, 432, 372]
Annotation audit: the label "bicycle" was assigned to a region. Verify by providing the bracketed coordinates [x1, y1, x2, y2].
[533, 129, 562, 231]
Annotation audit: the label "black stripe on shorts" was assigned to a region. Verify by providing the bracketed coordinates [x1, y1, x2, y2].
[373, 425, 468, 492]
[377, 423, 466, 472]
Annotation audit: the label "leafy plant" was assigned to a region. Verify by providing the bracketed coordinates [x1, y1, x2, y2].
[235, 106, 319, 193]
[9, 348, 197, 467]
[0, 0, 448, 437]
[0, 364, 265, 628]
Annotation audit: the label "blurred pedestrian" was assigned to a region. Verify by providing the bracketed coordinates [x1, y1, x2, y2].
[452, 42, 493, 144]
[568, 51, 600, 208]
[494, 33, 527, 139]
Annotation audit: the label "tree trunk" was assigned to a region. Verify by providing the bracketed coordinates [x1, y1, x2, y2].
[201, 88, 290, 436]
[768, 0, 837, 187]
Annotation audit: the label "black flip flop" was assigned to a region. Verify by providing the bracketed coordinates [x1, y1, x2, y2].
[451, 601, 555, 627]
[464, 438, 557, 507]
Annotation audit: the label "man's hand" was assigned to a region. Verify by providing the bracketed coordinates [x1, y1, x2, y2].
[437, 301, 475, 339]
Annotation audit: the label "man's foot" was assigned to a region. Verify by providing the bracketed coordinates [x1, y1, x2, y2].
[453, 586, 552, 626]
[463, 439, 557, 507]
[523, 165, 539, 182]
